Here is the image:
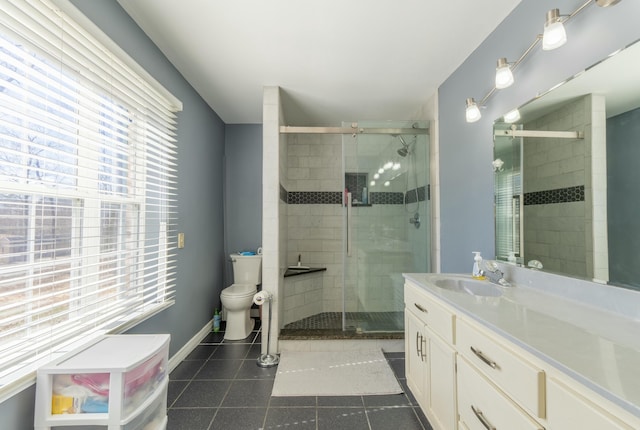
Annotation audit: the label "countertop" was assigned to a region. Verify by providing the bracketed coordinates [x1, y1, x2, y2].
[403, 273, 640, 418]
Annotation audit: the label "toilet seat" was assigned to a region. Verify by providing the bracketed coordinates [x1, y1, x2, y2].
[221, 283, 256, 298]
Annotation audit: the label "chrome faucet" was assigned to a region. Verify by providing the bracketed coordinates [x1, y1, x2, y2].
[483, 260, 511, 287]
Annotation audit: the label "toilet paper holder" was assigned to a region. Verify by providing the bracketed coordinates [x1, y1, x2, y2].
[253, 291, 279, 368]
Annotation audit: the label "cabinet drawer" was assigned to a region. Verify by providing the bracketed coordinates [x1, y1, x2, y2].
[457, 318, 545, 418]
[547, 378, 635, 430]
[458, 357, 544, 430]
[404, 281, 455, 343]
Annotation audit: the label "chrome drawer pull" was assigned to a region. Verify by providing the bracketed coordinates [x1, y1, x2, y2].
[416, 332, 421, 358]
[414, 303, 428, 313]
[470, 346, 499, 370]
[471, 405, 496, 430]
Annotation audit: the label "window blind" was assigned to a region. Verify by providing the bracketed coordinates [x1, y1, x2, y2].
[0, 0, 181, 397]
[494, 133, 522, 261]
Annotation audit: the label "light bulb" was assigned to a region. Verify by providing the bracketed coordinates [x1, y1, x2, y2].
[392, 162, 401, 171]
[373, 173, 380, 179]
[504, 108, 521, 123]
[543, 9, 567, 50]
[370, 180, 376, 186]
[383, 161, 393, 170]
[384, 181, 390, 187]
[495, 58, 514, 89]
[465, 98, 481, 123]
[378, 168, 384, 174]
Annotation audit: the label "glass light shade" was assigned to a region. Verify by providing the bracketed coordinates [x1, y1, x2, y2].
[384, 181, 390, 187]
[378, 168, 384, 174]
[543, 10, 567, 50]
[392, 162, 401, 171]
[495, 58, 514, 89]
[373, 173, 380, 179]
[504, 108, 521, 123]
[383, 161, 393, 170]
[370, 180, 376, 186]
[465, 98, 481, 123]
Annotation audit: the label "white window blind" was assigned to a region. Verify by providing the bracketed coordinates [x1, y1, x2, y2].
[494, 132, 522, 261]
[0, 0, 181, 397]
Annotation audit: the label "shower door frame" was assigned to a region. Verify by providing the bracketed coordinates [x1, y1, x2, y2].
[279, 122, 430, 333]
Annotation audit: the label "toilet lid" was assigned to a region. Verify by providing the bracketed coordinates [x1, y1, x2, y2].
[222, 283, 256, 297]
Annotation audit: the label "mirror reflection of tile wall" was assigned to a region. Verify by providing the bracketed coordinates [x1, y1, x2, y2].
[522, 94, 608, 280]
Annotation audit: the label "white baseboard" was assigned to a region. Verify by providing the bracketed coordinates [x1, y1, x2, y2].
[168, 319, 213, 372]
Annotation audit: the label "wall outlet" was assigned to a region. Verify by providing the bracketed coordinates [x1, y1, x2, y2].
[178, 232, 185, 249]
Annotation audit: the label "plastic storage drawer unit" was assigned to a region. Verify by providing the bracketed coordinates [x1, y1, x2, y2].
[34, 334, 170, 430]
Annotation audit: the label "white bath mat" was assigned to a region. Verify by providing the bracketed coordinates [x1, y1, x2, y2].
[272, 349, 403, 396]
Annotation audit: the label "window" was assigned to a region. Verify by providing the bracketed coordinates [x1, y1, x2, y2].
[0, 0, 181, 398]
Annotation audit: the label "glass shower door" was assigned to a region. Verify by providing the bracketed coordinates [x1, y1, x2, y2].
[342, 121, 430, 332]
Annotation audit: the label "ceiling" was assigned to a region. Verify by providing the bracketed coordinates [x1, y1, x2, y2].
[117, 0, 522, 125]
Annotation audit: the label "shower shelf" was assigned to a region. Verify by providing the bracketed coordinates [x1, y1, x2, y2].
[284, 267, 326, 278]
[351, 203, 372, 207]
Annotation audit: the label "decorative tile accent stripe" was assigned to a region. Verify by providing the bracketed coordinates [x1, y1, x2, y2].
[524, 185, 585, 206]
[370, 191, 404, 205]
[405, 186, 428, 204]
[288, 191, 342, 204]
[281, 187, 429, 205]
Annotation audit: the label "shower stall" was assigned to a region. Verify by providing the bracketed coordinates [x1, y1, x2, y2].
[280, 120, 430, 335]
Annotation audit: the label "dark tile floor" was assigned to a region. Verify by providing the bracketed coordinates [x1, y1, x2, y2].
[167, 319, 432, 430]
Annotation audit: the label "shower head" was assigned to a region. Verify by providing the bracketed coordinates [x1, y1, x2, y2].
[397, 136, 410, 157]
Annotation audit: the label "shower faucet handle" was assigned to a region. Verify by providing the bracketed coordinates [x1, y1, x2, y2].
[409, 213, 421, 229]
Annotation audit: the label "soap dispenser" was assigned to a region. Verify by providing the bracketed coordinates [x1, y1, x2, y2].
[472, 252, 486, 280]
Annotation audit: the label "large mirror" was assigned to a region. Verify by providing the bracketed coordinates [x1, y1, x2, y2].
[493, 39, 640, 291]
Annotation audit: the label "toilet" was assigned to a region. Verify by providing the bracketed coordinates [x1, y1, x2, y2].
[220, 253, 262, 340]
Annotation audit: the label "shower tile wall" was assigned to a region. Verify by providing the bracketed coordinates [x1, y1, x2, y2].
[285, 134, 344, 318]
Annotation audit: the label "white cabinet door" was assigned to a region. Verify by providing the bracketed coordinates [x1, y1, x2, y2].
[426, 328, 457, 430]
[405, 309, 427, 408]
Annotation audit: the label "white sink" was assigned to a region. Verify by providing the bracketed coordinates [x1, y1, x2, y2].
[433, 276, 503, 297]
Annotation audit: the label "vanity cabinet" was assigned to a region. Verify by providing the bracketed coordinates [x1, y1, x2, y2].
[404, 282, 457, 430]
[404, 278, 640, 430]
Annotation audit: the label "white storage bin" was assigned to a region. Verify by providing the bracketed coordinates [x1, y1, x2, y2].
[34, 334, 169, 430]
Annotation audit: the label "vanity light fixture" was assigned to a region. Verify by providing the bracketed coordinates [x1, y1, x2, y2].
[503, 108, 521, 123]
[595, 0, 621, 7]
[465, 98, 482, 123]
[464, 0, 623, 124]
[495, 58, 515, 89]
[542, 9, 567, 50]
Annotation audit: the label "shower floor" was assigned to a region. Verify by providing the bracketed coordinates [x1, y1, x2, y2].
[280, 311, 404, 340]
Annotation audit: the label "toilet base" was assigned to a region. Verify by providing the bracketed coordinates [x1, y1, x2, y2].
[223, 309, 255, 340]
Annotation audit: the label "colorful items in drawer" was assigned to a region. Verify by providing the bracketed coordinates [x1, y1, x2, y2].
[51, 374, 110, 414]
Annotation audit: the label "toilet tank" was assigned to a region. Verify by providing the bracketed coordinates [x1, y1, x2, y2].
[231, 254, 262, 285]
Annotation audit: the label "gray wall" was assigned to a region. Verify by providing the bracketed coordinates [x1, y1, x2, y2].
[0, 1, 226, 428]
[438, 0, 640, 272]
[224, 124, 263, 286]
[607, 107, 640, 288]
